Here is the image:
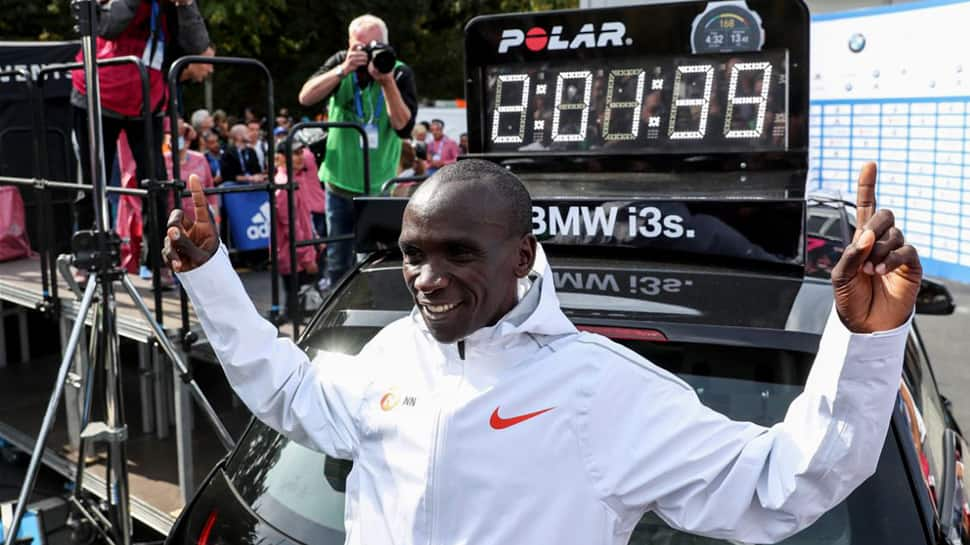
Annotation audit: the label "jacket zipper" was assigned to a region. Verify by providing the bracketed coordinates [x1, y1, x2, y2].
[428, 344, 466, 544]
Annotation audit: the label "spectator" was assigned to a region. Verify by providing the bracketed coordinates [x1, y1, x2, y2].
[273, 126, 288, 146]
[248, 120, 270, 173]
[273, 141, 319, 318]
[202, 130, 223, 184]
[219, 124, 263, 183]
[459, 132, 468, 155]
[212, 108, 229, 142]
[412, 121, 429, 145]
[190, 107, 213, 150]
[397, 140, 425, 178]
[243, 106, 260, 125]
[276, 107, 293, 132]
[69, 0, 210, 284]
[165, 119, 219, 225]
[298, 13, 417, 287]
[426, 118, 460, 174]
[392, 140, 424, 197]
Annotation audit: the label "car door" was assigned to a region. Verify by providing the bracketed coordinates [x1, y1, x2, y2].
[903, 331, 953, 513]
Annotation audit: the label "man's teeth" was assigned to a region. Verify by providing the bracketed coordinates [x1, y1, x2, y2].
[425, 303, 459, 313]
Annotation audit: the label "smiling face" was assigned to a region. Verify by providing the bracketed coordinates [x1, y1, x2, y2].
[430, 121, 444, 140]
[399, 174, 536, 343]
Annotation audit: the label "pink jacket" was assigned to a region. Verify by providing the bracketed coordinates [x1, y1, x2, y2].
[294, 149, 326, 215]
[274, 169, 317, 275]
[164, 150, 218, 223]
[427, 135, 461, 166]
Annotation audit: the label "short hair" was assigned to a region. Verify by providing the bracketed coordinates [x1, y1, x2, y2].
[431, 118, 444, 128]
[422, 159, 532, 237]
[419, 120, 431, 130]
[349, 14, 388, 43]
[190, 109, 210, 130]
[229, 124, 248, 140]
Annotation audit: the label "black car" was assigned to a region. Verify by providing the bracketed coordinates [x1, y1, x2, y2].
[166, 197, 968, 545]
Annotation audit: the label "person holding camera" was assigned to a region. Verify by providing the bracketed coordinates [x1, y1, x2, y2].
[298, 13, 418, 287]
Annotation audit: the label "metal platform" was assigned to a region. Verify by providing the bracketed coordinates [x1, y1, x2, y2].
[0, 255, 281, 536]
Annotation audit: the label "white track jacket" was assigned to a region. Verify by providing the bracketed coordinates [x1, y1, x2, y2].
[179, 245, 910, 545]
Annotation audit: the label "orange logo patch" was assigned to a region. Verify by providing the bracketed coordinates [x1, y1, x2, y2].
[380, 391, 400, 411]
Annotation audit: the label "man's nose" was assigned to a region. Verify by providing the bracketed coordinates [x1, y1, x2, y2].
[413, 263, 449, 294]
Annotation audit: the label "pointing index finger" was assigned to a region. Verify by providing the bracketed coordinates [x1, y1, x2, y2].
[855, 162, 877, 228]
[189, 174, 209, 225]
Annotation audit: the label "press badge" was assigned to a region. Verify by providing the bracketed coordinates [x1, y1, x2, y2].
[363, 122, 379, 150]
[141, 37, 164, 71]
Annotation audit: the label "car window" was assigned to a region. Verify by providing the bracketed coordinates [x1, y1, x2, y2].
[223, 328, 376, 545]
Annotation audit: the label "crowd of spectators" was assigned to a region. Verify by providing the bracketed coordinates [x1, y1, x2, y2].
[96, 11, 471, 321]
[155, 97, 470, 320]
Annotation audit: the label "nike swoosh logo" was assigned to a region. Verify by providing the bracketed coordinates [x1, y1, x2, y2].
[489, 406, 554, 430]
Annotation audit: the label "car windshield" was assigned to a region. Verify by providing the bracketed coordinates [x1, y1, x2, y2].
[225, 259, 926, 545]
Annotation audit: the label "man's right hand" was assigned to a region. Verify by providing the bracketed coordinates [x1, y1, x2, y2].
[163, 174, 219, 273]
[341, 47, 369, 76]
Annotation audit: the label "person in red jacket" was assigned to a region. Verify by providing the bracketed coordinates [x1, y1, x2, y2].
[71, 0, 210, 285]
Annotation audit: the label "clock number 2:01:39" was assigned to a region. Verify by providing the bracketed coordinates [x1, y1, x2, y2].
[490, 61, 773, 144]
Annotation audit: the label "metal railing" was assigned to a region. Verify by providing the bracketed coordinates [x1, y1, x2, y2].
[167, 55, 280, 340]
[282, 121, 371, 337]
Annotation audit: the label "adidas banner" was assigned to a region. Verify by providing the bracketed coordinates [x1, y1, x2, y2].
[222, 183, 271, 251]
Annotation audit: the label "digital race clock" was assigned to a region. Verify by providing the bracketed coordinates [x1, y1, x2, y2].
[465, 1, 808, 161]
[485, 50, 787, 154]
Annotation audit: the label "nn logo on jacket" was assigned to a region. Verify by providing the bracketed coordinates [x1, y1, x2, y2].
[247, 202, 271, 241]
[380, 390, 417, 411]
[497, 22, 630, 54]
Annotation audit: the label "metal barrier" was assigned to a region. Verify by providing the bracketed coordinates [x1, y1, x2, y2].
[167, 56, 280, 346]
[282, 121, 370, 337]
[38, 56, 162, 322]
[0, 67, 52, 309]
[381, 174, 429, 195]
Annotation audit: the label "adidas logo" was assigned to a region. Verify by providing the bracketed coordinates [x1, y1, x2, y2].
[247, 202, 271, 240]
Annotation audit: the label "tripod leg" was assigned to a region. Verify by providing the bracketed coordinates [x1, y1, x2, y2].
[72, 300, 102, 499]
[99, 283, 132, 545]
[3, 277, 97, 545]
[120, 274, 235, 450]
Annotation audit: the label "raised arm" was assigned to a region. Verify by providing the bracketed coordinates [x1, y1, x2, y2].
[299, 50, 364, 107]
[584, 162, 921, 543]
[163, 175, 367, 457]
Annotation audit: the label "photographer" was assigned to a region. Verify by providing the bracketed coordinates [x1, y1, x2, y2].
[298, 13, 417, 287]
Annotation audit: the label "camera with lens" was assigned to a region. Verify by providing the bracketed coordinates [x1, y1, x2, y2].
[360, 40, 396, 74]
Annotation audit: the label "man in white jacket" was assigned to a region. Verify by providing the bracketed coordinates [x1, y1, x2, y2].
[164, 159, 922, 545]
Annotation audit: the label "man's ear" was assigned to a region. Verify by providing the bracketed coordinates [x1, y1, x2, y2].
[514, 234, 537, 278]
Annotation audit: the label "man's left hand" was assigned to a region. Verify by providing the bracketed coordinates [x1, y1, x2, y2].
[368, 63, 394, 86]
[831, 162, 922, 333]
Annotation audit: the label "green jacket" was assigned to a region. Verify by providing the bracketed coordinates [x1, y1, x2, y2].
[319, 63, 408, 195]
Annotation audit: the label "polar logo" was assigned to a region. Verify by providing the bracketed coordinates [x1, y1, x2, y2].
[497, 22, 628, 54]
[247, 202, 271, 240]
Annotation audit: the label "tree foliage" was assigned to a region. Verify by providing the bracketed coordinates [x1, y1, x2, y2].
[1, 0, 577, 119]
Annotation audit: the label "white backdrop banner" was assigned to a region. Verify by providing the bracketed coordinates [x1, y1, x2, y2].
[810, 0, 970, 282]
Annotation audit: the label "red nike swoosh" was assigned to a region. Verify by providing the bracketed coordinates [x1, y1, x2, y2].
[489, 406, 554, 430]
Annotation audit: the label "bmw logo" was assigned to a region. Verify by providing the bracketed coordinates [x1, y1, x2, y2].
[848, 33, 866, 53]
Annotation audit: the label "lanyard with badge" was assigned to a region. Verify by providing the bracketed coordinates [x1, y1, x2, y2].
[141, 0, 165, 71]
[353, 72, 382, 150]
